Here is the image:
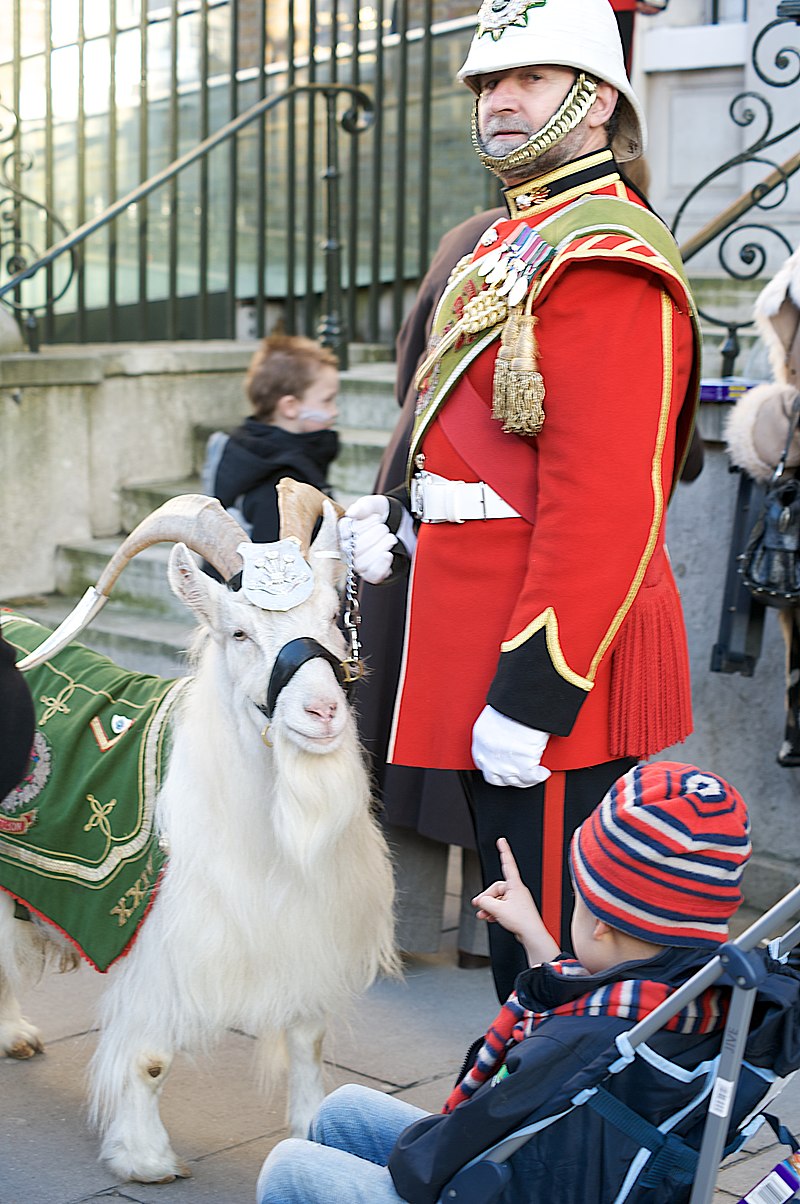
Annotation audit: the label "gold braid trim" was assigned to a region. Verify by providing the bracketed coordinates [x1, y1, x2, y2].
[414, 285, 508, 391]
[501, 607, 593, 691]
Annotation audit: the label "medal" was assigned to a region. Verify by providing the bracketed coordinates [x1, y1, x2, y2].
[498, 267, 520, 298]
[477, 247, 504, 277]
[507, 273, 532, 307]
[486, 259, 509, 286]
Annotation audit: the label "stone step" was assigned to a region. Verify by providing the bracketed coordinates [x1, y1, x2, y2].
[2, 592, 193, 678]
[120, 417, 390, 534]
[346, 342, 394, 365]
[337, 362, 399, 431]
[328, 426, 389, 499]
[53, 538, 191, 623]
[118, 480, 204, 535]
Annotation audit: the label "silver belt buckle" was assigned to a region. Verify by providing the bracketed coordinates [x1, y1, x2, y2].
[411, 473, 426, 520]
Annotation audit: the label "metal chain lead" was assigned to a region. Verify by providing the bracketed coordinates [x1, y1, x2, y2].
[341, 519, 364, 683]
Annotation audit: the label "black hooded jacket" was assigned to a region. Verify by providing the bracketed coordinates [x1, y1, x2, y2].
[212, 417, 339, 543]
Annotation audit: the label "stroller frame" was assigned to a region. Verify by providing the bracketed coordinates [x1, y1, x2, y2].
[440, 881, 800, 1204]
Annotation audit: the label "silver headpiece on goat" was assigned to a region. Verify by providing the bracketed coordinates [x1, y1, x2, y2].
[236, 540, 314, 611]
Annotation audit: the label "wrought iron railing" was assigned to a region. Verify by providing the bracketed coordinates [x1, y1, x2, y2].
[701, 1, 800, 678]
[0, 93, 77, 352]
[673, 3, 800, 374]
[0, 81, 374, 364]
[0, 2, 498, 352]
[0, 2, 503, 351]
[0, 1, 788, 356]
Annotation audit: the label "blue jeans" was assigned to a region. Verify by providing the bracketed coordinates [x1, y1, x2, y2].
[255, 1084, 429, 1204]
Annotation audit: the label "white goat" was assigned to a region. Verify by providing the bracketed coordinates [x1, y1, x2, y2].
[0, 484, 397, 1183]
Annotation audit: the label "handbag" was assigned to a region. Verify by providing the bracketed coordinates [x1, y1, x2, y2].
[739, 392, 800, 608]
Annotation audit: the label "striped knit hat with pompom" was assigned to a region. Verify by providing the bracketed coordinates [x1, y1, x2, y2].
[570, 761, 751, 948]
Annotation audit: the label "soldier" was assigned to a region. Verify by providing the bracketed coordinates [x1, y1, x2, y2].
[342, 0, 700, 1002]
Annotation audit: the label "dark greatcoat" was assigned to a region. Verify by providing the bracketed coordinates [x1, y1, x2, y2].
[354, 209, 505, 847]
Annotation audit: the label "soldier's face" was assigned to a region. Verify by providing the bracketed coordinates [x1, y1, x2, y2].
[476, 64, 577, 158]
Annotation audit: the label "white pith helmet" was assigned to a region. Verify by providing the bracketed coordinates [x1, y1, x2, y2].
[458, 0, 647, 162]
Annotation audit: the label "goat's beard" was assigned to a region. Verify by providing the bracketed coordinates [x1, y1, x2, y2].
[268, 723, 370, 870]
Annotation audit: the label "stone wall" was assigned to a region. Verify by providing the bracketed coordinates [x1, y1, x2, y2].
[0, 343, 254, 599]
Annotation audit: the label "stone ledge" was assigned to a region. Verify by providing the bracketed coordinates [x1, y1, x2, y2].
[0, 348, 104, 386]
[0, 340, 257, 386]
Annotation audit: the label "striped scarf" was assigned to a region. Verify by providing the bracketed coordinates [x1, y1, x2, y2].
[443, 958, 727, 1114]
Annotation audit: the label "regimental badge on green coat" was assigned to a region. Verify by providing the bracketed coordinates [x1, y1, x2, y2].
[0, 614, 188, 972]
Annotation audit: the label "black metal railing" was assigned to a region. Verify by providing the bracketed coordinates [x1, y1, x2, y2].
[0, 80, 374, 365]
[673, 5, 800, 374]
[698, 1, 800, 681]
[0, 0, 781, 354]
[0, 1, 496, 352]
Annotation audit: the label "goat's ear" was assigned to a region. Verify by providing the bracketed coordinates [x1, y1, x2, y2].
[310, 499, 346, 590]
[168, 543, 217, 622]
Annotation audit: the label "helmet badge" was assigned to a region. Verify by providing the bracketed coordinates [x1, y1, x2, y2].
[477, 0, 547, 41]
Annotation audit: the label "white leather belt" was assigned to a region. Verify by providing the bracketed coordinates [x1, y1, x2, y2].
[410, 472, 520, 523]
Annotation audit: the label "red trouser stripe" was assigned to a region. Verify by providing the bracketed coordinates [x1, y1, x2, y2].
[541, 770, 566, 940]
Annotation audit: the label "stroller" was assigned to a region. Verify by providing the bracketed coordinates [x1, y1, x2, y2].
[438, 882, 800, 1204]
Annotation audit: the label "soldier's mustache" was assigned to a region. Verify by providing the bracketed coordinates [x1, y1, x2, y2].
[480, 116, 532, 139]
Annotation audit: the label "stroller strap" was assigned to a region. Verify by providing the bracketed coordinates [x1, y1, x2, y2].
[583, 1085, 698, 1187]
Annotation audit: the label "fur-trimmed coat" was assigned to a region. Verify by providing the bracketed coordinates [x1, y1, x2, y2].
[725, 245, 800, 481]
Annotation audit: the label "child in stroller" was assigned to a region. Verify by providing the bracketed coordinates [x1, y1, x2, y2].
[256, 761, 800, 1204]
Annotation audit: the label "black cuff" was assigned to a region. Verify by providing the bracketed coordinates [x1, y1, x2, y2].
[386, 494, 411, 534]
[487, 627, 588, 737]
[365, 496, 411, 586]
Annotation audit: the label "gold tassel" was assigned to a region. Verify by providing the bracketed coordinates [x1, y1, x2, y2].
[492, 305, 520, 422]
[492, 293, 545, 435]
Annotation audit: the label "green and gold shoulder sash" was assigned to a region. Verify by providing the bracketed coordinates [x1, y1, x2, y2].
[407, 196, 701, 485]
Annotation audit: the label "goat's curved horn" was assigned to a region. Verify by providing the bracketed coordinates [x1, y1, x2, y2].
[277, 478, 344, 556]
[17, 494, 250, 672]
[95, 494, 250, 593]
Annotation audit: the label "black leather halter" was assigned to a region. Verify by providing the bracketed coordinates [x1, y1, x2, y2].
[260, 637, 348, 721]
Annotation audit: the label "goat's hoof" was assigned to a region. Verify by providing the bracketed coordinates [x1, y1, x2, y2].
[130, 1163, 192, 1184]
[3, 1028, 44, 1059]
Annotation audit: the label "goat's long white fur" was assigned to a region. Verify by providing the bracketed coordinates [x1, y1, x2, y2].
[0, 499, 397, 1183]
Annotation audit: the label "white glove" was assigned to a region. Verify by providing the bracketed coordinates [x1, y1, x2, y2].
[339, 496, 396, 585]
[471, 705, 551, 788]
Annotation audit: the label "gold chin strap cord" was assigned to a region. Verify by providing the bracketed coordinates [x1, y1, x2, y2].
[472, 72, 598, 176]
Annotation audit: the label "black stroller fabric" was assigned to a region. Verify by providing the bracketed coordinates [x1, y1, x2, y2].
[388, 947, 800, 1204]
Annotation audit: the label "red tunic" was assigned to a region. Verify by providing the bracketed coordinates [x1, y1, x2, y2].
[388, 161, 697, 774]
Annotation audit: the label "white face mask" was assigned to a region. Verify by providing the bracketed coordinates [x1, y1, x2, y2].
[297, 409, 337, 426]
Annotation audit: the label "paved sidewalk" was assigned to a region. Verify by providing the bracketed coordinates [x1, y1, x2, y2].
[1, 860, 798, 1204]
